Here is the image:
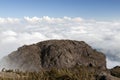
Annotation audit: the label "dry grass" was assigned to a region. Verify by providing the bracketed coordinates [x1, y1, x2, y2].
[0, 66, 97, 80]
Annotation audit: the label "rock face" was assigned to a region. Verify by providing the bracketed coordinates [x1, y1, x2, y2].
[1, 40, 106, 71]
[110, 66, 120, 78]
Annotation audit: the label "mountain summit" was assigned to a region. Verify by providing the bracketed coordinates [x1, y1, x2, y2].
[1, 40, 120, 80]
[2, 40, 106, 71]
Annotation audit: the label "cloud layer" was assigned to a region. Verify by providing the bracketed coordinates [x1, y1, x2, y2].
[0, 16, 120, 68]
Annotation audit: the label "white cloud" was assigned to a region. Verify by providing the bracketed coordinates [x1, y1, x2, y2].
[0, 17, 20, 24]
[0, 16, 120, 68]
[107, 58, 120, 69]
[24, 16, 41, 24]
[2, 30, 17, 36]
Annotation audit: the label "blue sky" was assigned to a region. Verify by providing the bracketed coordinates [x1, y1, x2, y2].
[0, 0, 120, 20]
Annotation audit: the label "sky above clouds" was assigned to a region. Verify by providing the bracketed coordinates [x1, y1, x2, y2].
[0, 0, 120, 20]
[0, 0, 120, 68]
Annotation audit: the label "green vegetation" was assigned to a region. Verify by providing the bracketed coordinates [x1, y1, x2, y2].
[0, 66, 98, 80]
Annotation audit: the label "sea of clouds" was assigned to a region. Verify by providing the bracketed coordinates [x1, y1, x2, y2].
[0, 16, 120, 68]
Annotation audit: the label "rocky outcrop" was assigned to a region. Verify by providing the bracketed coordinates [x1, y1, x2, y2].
[1, 40, 119, 80]
[110, 66, 120, 78]
[2, 40, 106, 71]
[95, 71, 120, 80]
